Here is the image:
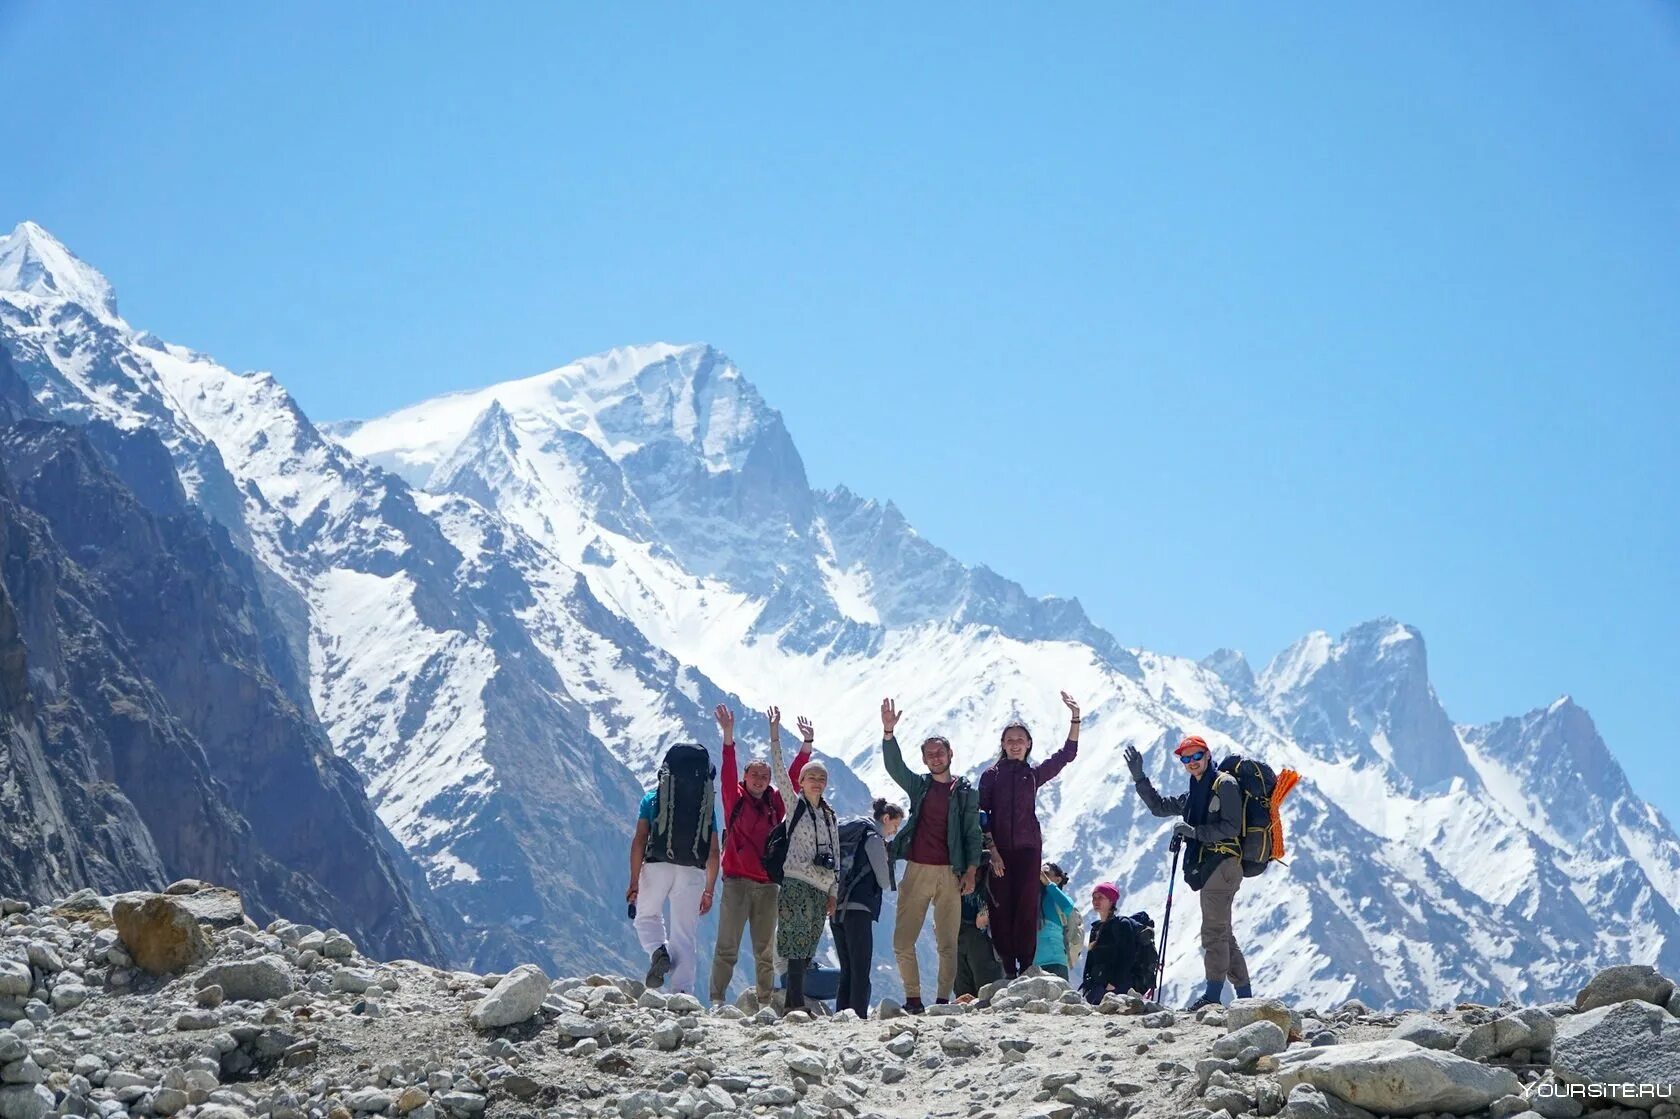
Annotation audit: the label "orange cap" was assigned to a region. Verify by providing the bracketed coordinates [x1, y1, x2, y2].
[1174, 735, 1209, 756]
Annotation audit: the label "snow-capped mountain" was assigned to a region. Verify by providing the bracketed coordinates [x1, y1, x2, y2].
[3, 220, 1676, 1006]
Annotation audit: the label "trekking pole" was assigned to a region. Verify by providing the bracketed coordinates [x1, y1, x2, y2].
[1149, 835, 1181, 1002]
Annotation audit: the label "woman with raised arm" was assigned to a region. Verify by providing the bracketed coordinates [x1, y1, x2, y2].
[978, 692, 1081, 979]
[768, 708, 841, 1014]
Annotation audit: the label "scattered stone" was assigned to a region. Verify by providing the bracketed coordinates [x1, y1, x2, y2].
[468, 964, 549, 1029]
[1228, 997, 1294, 1035]
[169, 888, 245, 930]
[1213, 1021, 1288, 1059]
[1391, 1015, 1464, 1050]
[0, 1084, 54, 1119]
[1575, 965, 1676, 1013]
[1551, 998, 1680, 1108]
[111, 895, 212, 975]
[1276, 1038, 1523, 1116]
[0, 965, 27, 1001]
[195, 956, 292, 1001]
[1455, 1008, 1556, 1061]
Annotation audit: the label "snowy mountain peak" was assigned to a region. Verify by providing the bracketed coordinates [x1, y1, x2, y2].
[1200, 647, 1256, 694]
[0, 221, 121, 321]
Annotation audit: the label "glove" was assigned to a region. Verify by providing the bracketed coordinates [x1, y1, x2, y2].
[1123, 746, 1145, 781]
[1172, 821, 1197, 842]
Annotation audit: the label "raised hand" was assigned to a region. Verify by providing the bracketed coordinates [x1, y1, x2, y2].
[715, 704, 735, 740]
[767, 706, 782, 740]
[797, 716, 815, 745]
[1061, 692, 1080, 720]
[881, 698, 901, 736]
[1123, 745, 1145, 780]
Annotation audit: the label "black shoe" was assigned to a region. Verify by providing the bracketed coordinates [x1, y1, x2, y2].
[1187, 994, 1221, 1011]
[935, 997, 950, 1005]
[903, 997, 925, 1015]
[645, 944, 671, 989]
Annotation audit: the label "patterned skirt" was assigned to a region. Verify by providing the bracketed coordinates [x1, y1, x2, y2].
[776, 877, 829, 960]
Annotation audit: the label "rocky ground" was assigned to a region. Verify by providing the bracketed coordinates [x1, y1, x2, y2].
[1, 885, 1677, 1119]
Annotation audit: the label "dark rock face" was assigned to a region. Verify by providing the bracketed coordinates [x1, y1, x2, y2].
[0, 350, 448, 962]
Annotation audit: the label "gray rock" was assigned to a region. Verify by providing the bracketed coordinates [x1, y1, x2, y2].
[1142, 1011, 1176, 1029]
[467, 964, 548, 1029]
[434, 1091, 485, 1116]
[164, 879, 211, 895]
[48, 984, 87, 1011]
[321, 935, 356, 959]
[196, 984, 224, 1008]
[22, 946, 60, 974]
[651, 1023, 682, 1052]
[1229, 997, 1296, 1035]
[194, 957, 292, 1002]
[1276, 1038, 1522, 1116]
[1391, 1015, 1464, 1051]
[1456, 1008, 1556, 1061]
[153, 1088, 190, 1116]
[332, 969, 379, 994]
[0, 1038, 21, 1065]
[0, 965, 29, 1001]
[1551, 998, 1680, 1108]
[344, 1089, 393, 1112]
[1524, 1071, 1583, 1119]
[0, 1084, 54, 1119]
[1, 1059, 42, 1085]
[785, 1050, 827, 1079]
[881, 1064, 907, 1085]
[1213, 1021, 1288, 1059]
[1576, 966, 1676, 1013]
[1280, 1083, 1378, 1119]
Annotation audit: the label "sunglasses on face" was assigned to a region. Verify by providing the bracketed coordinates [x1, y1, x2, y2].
[1178, 751, 1208, 765]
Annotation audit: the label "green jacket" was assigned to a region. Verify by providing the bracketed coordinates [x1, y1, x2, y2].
[881, 735, 984, 875]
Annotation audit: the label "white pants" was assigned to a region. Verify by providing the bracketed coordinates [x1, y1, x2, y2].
[634, 861, 705, 994]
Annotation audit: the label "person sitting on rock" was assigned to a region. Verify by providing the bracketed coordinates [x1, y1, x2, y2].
[1124, 735, 1250, 1009]
[1079, 881, 1156, 1004]
[879, 697, 985, 1013]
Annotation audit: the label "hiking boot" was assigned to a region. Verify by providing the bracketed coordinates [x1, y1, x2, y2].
[935, 997, 950, 1005]
[1186, 994, 1221, 1011]
[903, 997, 926, 1015]
[645, 944, 671, 989]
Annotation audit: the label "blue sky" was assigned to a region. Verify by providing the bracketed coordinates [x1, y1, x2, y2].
[3, 4, 1677, 817]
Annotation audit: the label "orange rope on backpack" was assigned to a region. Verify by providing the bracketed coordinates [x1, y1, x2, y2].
[1270, 768, 1301, 862]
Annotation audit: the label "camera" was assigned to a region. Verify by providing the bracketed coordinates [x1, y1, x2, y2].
[813, 851, 836, 870]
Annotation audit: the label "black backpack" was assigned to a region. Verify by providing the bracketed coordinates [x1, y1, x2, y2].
[645, 744, 716, 869]
[762, 797, 809, 886]
[1121, 911, 1159, 996]
[835, 819, 890, 912]
[1217, 754, 1278, 877]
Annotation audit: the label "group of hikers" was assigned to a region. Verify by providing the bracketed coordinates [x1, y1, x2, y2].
[627, 693, 1288, 1016]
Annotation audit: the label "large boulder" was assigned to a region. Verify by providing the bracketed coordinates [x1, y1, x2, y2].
[1455, 1008, 1556, 1060]
[1551, 998, 1680, 1110]
[1575, 965, 1675, 1014]
[1391, 1015, 1464, 1051]
[169, 889, 245, 930]
[1276, 1038, 1523, 1117]
[193, 956, 292, 1002]
[112, 895, 211, 975]
[468, 964, 549, 1029]
[0, 1084, 53, 1119]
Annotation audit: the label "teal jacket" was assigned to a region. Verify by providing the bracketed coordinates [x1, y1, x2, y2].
[881, 735, 985, 875]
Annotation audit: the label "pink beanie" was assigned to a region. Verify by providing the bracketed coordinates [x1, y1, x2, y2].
[1092, 882, 1120, 906]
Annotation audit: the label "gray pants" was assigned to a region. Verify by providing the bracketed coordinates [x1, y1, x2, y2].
[708, 877, 778, 1003]
[1200, 856, 1250, 987]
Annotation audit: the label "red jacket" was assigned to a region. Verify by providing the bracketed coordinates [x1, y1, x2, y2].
[720, 741, 810, 882]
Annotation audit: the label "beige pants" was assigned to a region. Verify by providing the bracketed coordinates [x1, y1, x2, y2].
[894, 860, 962, 1001]
[1200, 855, 1251, 987]
[708, 877, 779, 1003]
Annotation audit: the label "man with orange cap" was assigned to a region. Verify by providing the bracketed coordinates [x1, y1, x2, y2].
[1123, 735, 1251, 1010]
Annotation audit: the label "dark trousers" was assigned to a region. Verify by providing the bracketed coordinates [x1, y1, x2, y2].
[955, 923, 1003, 998]
[990, 846, 1042, 976]
[831, 910, 875, 1016]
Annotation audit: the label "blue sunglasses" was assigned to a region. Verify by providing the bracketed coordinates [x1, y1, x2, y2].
[1177, 750, 1209, 765]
